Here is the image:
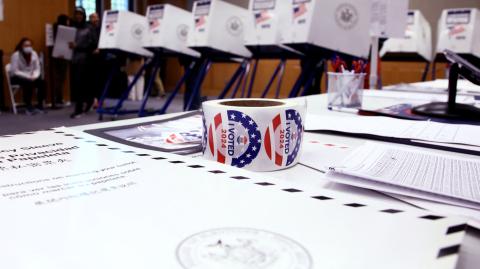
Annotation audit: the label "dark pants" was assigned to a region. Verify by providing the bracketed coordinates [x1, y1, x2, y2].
[11, 76, 45, 110]
[51, 58, 68, 104]
[300, 58, 323, 96]
[182, 58, 203, 111]
[71, 63, 94, 114]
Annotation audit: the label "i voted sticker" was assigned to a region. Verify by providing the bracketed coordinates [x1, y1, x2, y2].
[264, 109, 303, 167]
[207, 110, 262, 168]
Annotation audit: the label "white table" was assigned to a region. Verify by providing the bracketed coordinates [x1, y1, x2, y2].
[73, 89, 480, 269]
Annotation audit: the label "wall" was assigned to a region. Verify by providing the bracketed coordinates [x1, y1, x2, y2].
[0, 0, 75, 56]
[0, 0, 75, 107]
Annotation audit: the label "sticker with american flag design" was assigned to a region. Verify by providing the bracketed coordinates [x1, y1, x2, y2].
[264, 109, 303, 167]
[206, 111, 262, 169]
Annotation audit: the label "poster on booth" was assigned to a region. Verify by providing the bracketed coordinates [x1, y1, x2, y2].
[194, 0, 210, 33]
[148, 4, 164, 33]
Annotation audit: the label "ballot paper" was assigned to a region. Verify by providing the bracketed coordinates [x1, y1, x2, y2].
[0, 129, 465, 269]
[327, 142, 480, 210]
[52, 25, 77, 60]
[305, 114, 480, 148]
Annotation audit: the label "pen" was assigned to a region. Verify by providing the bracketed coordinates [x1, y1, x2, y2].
[328, 106, 359, 114]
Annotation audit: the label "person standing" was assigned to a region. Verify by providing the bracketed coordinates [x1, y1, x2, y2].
[69, 7, 97, 118]
[51, 14, 71, 108]
[9, 38, 46, 115]
[87, 12, 103, 109]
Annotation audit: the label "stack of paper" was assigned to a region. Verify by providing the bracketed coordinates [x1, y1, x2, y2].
[305, 114, 480, 149]
[0, 129, 465, 269]
[327, 142, 480, 210]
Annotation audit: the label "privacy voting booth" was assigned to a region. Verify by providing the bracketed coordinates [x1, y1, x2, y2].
[98, 10, 152, 57]
[245, 0, 298, 57]
[144, 4, 200, 58]
[380, 10, 432, 81]
[184, 0, 253, 110]
[434, 8, 480, 78]
[188, 0, 252, 59]
[436, 8, 480, 61]
[135, 4, 201, 116]
[281, 0, 372, 97]
[283, 0, 372, 59]
[380, 10, 432, 62]
[97, 10, 153, 119]
[243, 0, 302, 98]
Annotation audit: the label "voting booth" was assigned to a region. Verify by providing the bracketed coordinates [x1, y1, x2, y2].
[245, 0, 299, 58]
[436, 8, 480, 62]
[143, 4, 200, 58]
[188, 0, 252, 58]
[282, 0, 372, 58]
[99, 10, 153, 57]
[380, 10, 432, 62]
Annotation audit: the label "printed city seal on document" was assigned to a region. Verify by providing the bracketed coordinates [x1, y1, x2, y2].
[177, 228, 312, 269]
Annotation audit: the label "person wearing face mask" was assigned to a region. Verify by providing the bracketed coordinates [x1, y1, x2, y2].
[9, 38, 46, 115]
[69, 7, 97, 118]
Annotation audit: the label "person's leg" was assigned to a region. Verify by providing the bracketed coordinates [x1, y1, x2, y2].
[70, 64, 84, 117]
[33, 78, 46, 110]
[11, 77, 34, 112]
[153, 68, 165, 97]
[52, 59, 67, 105]
[136, 75, 145, 101]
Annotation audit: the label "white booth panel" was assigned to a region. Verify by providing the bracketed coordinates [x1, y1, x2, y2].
[245, 0, 293, 46]
[143, 4, 200, 58]
[370, 0, 409, 38]
[436, 8, 480, 58]
[188, 0, 252, 58]
[380, 10, 433, 61]
[99, 10, 153, 57]
[283, 0, 372, 58]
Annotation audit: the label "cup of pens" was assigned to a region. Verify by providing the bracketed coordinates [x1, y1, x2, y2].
[328, 58, 366, 110]
[327, 72, 366, 109]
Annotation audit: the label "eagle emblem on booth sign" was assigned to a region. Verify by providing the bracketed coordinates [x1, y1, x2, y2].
[226, 16, 243, 36]
[177, 24, 189, 41]
[131, 23, 145, 40]
[335, 3, 359, 30]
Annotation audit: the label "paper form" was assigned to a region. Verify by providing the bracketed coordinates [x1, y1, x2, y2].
[305, 114, 480, 148]
[52, 25, 77, 60]
[328, 143, 480, 209]
[0, 129, 465, 269]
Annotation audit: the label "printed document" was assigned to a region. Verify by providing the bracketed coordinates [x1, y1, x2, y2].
[305, 114, 480, 148]
[327, 143, 480, 209]
[52, 25, 77, 60]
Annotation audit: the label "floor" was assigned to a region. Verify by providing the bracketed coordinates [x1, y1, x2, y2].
[0, 96, 185, 136]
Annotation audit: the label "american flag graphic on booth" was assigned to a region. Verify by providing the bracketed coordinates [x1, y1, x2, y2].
[106, 23, 115, 33]
[264, 109, 303, 167]
[149, 19, 160, 30]
[207, 111, 262, 168]
[255, 10, 272, 25]
[195, 16, 206, 29]
[293, 3, 308, 19]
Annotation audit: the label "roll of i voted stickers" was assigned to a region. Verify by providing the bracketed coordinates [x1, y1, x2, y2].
[202, 99, 306, 172]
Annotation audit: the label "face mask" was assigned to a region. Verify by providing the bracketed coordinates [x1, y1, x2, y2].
[22, 47, 33, 54]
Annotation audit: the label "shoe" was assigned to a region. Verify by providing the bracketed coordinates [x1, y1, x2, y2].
[25, 109, 35, 116]
[70, 112, 83, 119]
[34, 108, 46, 114]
